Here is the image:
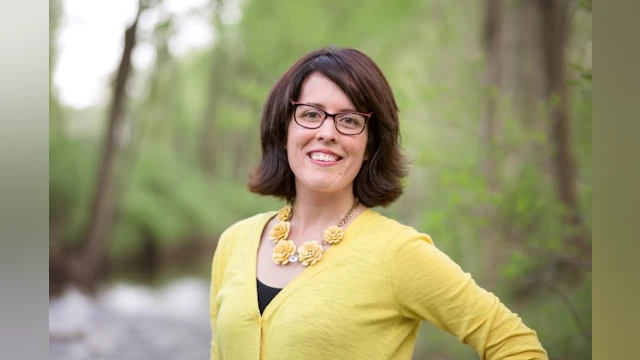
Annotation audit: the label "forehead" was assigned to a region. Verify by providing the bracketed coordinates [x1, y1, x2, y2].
[298, 72, 356, 111]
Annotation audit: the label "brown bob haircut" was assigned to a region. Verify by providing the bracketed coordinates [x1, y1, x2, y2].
[248, 47, 408, 208]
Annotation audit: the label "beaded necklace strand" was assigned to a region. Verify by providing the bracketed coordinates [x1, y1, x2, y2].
[270, 198, 359, 267]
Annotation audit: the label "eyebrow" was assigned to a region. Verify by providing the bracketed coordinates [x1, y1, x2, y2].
[306, 102, 357, 113]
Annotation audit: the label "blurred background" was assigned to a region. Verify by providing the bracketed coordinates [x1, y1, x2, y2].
[49, 0, 592, 359]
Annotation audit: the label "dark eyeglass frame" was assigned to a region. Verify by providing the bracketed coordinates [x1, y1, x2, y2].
[291, 101, 372, 135]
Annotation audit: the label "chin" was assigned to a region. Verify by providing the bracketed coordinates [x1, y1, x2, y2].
[298, 176, 351, 195]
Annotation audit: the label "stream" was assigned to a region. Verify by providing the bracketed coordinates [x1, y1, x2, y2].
[49, 277, 211, 360]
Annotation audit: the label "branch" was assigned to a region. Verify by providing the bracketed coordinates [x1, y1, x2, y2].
[544, 280, 592, 345]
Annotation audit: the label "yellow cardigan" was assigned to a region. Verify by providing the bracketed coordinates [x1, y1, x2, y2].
[210, 209, 548, 359]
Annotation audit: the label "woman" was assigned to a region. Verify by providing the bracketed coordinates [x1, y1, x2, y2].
[210, 47, 548, 359]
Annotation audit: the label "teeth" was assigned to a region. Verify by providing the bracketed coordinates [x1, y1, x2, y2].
[310, 152, 338, 162]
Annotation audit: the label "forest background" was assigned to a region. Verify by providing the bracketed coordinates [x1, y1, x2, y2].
[49, 0, 592, 358]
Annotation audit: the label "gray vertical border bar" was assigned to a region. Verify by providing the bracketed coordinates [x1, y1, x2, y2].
[0, 0, 49, 358]
[594, 0, 640, 359]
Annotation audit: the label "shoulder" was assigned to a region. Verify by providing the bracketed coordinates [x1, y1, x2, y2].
[358, 211, 446, 274]
[217, 211, 276, 253]
[358, 209, 434, 246]
[221, 212, 275, 236]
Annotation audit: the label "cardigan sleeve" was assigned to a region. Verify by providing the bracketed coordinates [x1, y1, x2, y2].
[390, 227, 548, 360]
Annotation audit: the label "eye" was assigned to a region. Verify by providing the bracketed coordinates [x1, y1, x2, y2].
[338, 115, 363, 128]
[303, 110, 323, 119]
[296, 105, 324, 121]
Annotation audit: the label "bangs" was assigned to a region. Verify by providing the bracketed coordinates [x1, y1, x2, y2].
[296, 54, 371, 114]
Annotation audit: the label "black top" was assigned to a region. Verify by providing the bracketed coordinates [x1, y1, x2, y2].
[257, 279, 283, 314]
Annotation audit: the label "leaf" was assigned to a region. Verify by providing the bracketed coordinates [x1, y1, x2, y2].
[569, 62, 584, 73]
[580, 0, 592, 12]
[566, 80, 582, 87]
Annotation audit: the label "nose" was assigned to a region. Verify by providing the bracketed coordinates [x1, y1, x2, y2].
[315, 116, 339, 143]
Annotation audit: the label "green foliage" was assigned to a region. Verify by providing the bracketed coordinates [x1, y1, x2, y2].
[49, 120, 99, 245]
[521, 275, 592, 359]
[109, 143, 282, 258]
[579, 0, 592, 12]
[499, 164, 565, 249]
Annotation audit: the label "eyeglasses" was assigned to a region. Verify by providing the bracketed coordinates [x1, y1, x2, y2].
[291, 101, 371, 135]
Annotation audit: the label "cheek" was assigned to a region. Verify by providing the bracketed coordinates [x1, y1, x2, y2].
[285, 126, 311, 166]
[345, 139, 368, 175]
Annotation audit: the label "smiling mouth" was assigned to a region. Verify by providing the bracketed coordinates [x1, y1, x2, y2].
[309, 152, 342, 162]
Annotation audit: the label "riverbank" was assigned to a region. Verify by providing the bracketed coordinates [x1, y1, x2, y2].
[49, 277, 211, 360]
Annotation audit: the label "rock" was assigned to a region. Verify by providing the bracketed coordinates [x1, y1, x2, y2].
[49, 278, 211, 360]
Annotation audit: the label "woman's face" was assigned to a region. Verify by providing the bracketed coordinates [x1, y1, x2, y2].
[286, 72, 368, 198]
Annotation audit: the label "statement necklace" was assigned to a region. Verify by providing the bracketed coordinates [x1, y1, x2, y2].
[270, 198, 359, 267]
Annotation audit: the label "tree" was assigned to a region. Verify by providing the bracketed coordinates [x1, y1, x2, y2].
[199, 0, 227, 177]
[480, 0, 506, 289]
[67, 1, 148, 291]
[538, 0, 590, 257]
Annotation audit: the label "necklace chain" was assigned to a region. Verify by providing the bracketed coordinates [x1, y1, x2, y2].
[316, 198, 359, 245]
[335, 198, 360, 228]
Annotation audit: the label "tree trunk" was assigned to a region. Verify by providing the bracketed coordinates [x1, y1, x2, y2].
[537, 0, 590, 255]
[68, 3, 145, 292]
[199, 0, 226, 178]
[480, 0, 504, 289]
[200, 51, 225, 177]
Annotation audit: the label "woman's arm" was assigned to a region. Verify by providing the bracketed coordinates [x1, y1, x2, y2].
[391, 228, 548, 360]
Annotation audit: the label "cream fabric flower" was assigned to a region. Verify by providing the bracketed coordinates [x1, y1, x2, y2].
[298, 241, 323, 267]
[323, 225, 344, 244]
[269, 221, 290, 243]
[277, 205, 292, 221]
[272, 240, 297, 265]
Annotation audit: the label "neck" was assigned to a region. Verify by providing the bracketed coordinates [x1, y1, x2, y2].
[290, 186, 357, 232]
